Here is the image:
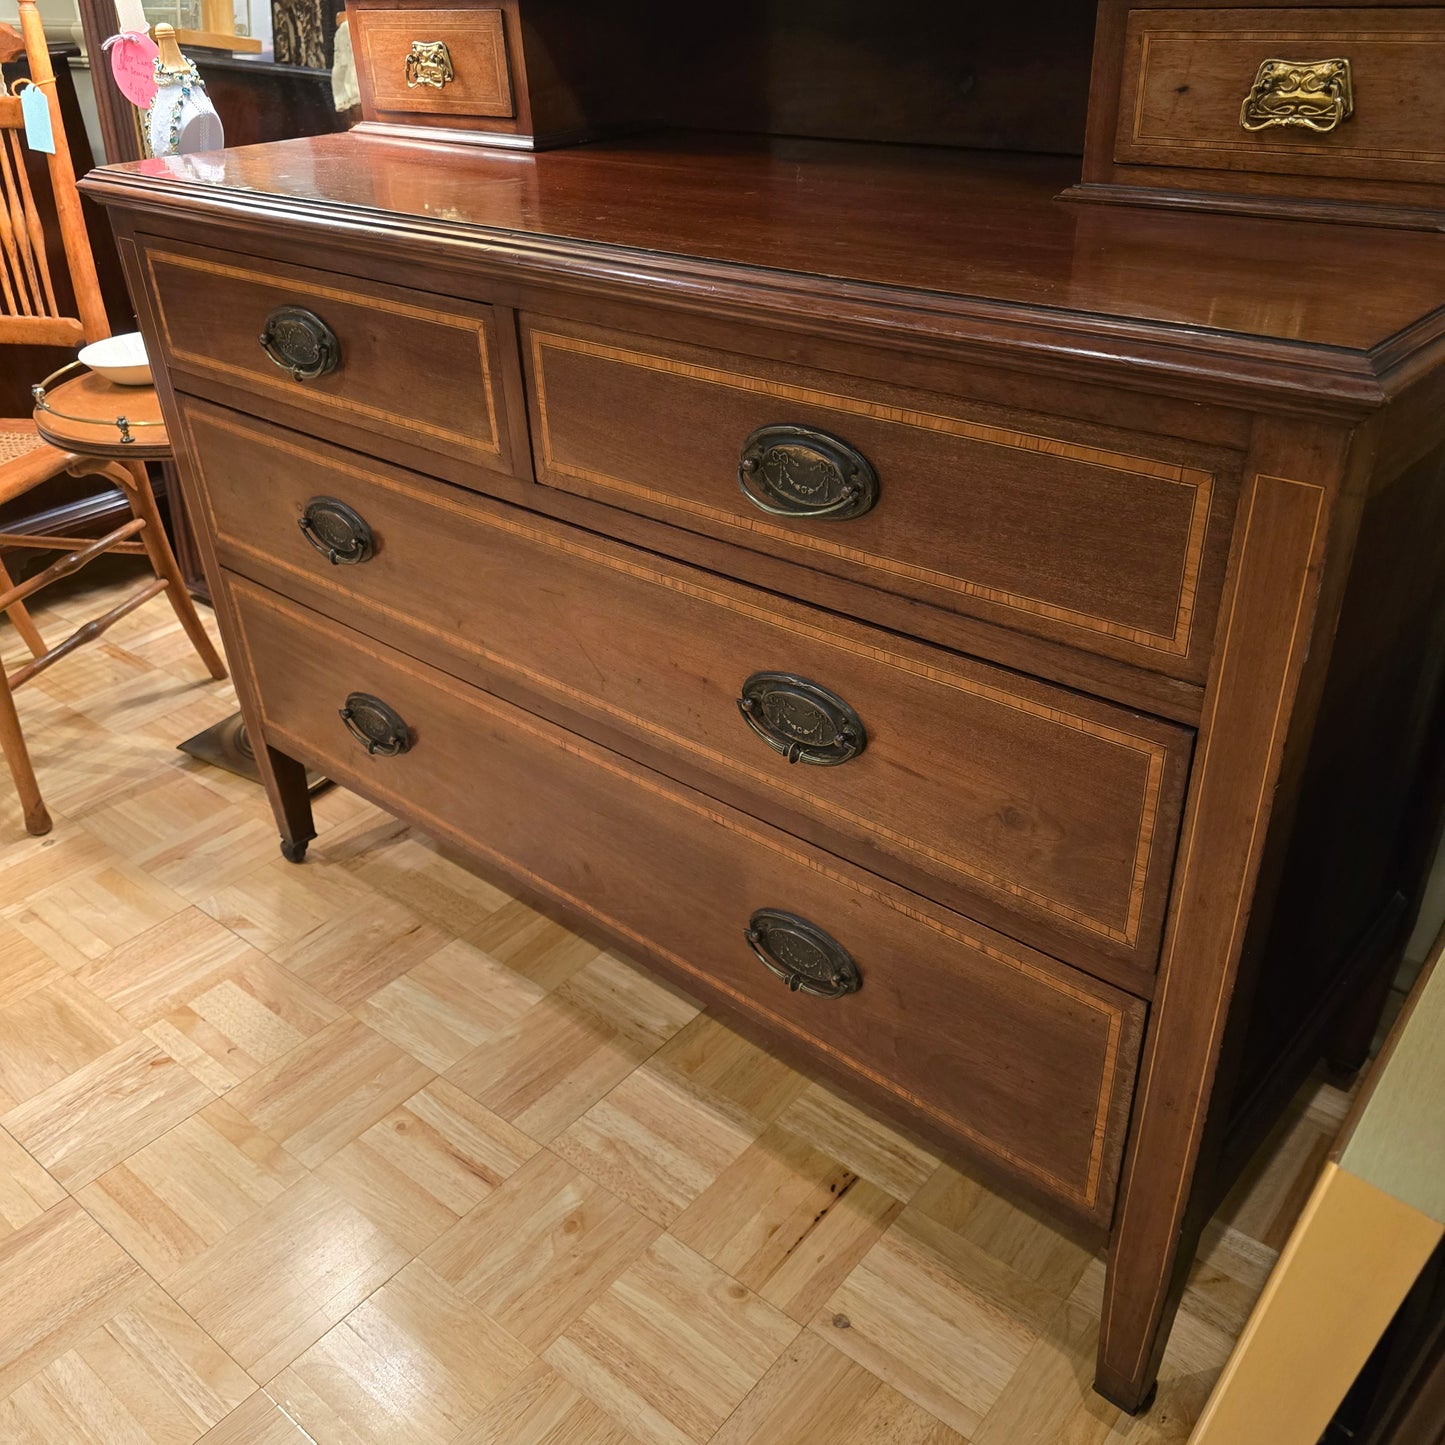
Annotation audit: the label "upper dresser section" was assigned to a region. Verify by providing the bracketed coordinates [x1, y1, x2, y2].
[100, 131, 1445, 710]
[141, 225, 1236, 692]
[1077, 1, 1445, 226]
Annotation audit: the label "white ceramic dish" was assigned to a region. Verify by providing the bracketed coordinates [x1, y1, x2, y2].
[78, 332, 152, 386]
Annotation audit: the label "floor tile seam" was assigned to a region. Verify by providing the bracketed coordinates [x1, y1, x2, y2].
[0, 1123, 68, 1212]
[51, 1085, 453, 1396]
[697, 1325, 976, 1445]
[963, 1287, 1093, 1444]
[248, 1245, 417, 1392]
[234, 1055, 442, 1176]
[2, 1181, 253, 1412]
[261, 1388, 325, 1444]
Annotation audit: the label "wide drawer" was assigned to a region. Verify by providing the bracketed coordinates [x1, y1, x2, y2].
[1115, 8, 1445, 184]
[226, 574, 1146, 1223]
[521, 313, 1234, 683]
[143, 239, 520, 478]
[182, 399, 1192, 988]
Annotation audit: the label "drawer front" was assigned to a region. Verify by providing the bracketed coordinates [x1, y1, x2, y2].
[144, 240, 519, 477]
[522, 314, 1233, 683]
[227, 574, 1146, 1222]
[1115, 8, 1445, 183]
[353, 7, 515, 120]
[182, 400, 1192, 986]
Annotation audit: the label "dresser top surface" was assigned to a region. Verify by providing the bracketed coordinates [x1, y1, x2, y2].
[94, 129, 1445, 360]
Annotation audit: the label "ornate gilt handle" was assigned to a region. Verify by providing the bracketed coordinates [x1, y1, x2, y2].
[406, 39, 455, 89]
[1241, 57, 1354, 133]
[745, 909, 862, 999]
[738, 423, 879, 521]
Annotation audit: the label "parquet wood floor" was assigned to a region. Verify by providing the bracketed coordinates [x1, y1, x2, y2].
[0, 559, 1353, 1443]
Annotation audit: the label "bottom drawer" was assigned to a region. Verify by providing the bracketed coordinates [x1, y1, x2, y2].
[227, 575, 1145, 1224]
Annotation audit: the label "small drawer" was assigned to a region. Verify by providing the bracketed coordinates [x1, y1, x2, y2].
[144, 239, 521, 479]
[226, 573, 1146, 1224]
[351, 6, 514, 121]
[1115, 8, 1445, 185]
[521, 313, 1234, 683]
[180, 399, 1193, 990]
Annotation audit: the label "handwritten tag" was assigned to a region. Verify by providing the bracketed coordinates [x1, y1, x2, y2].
[19, 84, 54, 154]
[106, 31, 160, 109]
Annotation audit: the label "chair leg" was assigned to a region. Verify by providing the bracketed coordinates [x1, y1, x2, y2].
[0, 661, 51, 836]
[0, 556, 47, 660]
[107, 461, 226, 681]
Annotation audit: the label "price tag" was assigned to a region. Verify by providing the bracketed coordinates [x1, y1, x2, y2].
[18, 83, 54, 154]
[106, 31, 160, 110]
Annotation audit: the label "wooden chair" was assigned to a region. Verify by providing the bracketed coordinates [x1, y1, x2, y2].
[0, 0, 225, 836]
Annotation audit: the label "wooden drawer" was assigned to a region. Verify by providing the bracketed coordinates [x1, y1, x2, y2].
[181, 399, 1193, 990]
[351, 6, 515, 122]
[144, 240, 521, 478]
[521, 314, 1234, 683]
[1115, 8, 1445, 184]
[226, 573, 1147, 1223]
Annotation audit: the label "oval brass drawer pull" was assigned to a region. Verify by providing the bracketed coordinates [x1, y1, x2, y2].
[259, 305, 341, 382]
[299, 496, 374, 566]
[737, 671, 867, 766]
[746, 909, 861, 998]
[1240, 57, 1354, 133]
[339, 692, 412, 756]
[738, 423, 878, 520]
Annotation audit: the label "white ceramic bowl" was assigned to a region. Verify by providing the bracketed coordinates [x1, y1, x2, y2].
[79, 332, 152, 386]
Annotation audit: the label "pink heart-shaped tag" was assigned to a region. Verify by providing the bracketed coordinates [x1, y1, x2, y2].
[107, 32, 160, 110]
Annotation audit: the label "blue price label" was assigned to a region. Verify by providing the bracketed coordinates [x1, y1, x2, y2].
[19, 83, 55, 155]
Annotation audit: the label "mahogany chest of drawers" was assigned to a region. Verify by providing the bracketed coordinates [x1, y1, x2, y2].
[86, 48, 1445, 1412]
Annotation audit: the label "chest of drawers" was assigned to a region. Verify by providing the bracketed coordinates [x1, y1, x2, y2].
[85, 124, 1445, 1415]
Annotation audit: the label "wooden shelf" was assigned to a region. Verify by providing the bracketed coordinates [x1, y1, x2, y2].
[173, 27, 262, 53]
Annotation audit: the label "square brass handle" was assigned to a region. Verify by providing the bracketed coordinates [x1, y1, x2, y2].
[1240, 57, 1354, 133]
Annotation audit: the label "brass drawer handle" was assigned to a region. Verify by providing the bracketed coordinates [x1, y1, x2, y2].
[339, 692, 412, 756]
[299, 496, 374, 566]
[1241, 57, 1354, 134]
[737, 672, 867, 767]
[259, 305, 340, 382]
[406, 39, 455, 89]
[738, 423, 878, 521]
[746, 909, 861, 999]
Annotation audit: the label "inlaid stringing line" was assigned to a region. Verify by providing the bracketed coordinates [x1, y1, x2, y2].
[1102, 472, 1325, 1373]
[232, 576, 1133, 1208]
[530, 328, 1216, 658]
[194, 408, 1174, 951]
[145, 250, 502, 456]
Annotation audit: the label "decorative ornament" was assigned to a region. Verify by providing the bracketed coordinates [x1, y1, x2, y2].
[144, 23, 223, 158]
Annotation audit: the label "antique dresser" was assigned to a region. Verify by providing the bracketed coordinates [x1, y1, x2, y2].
[84, 0, 1445, 1412]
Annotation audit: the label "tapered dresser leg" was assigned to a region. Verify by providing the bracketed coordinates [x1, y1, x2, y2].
[1096, 446, 1354, 1411]
[264, 743, 315, 863]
